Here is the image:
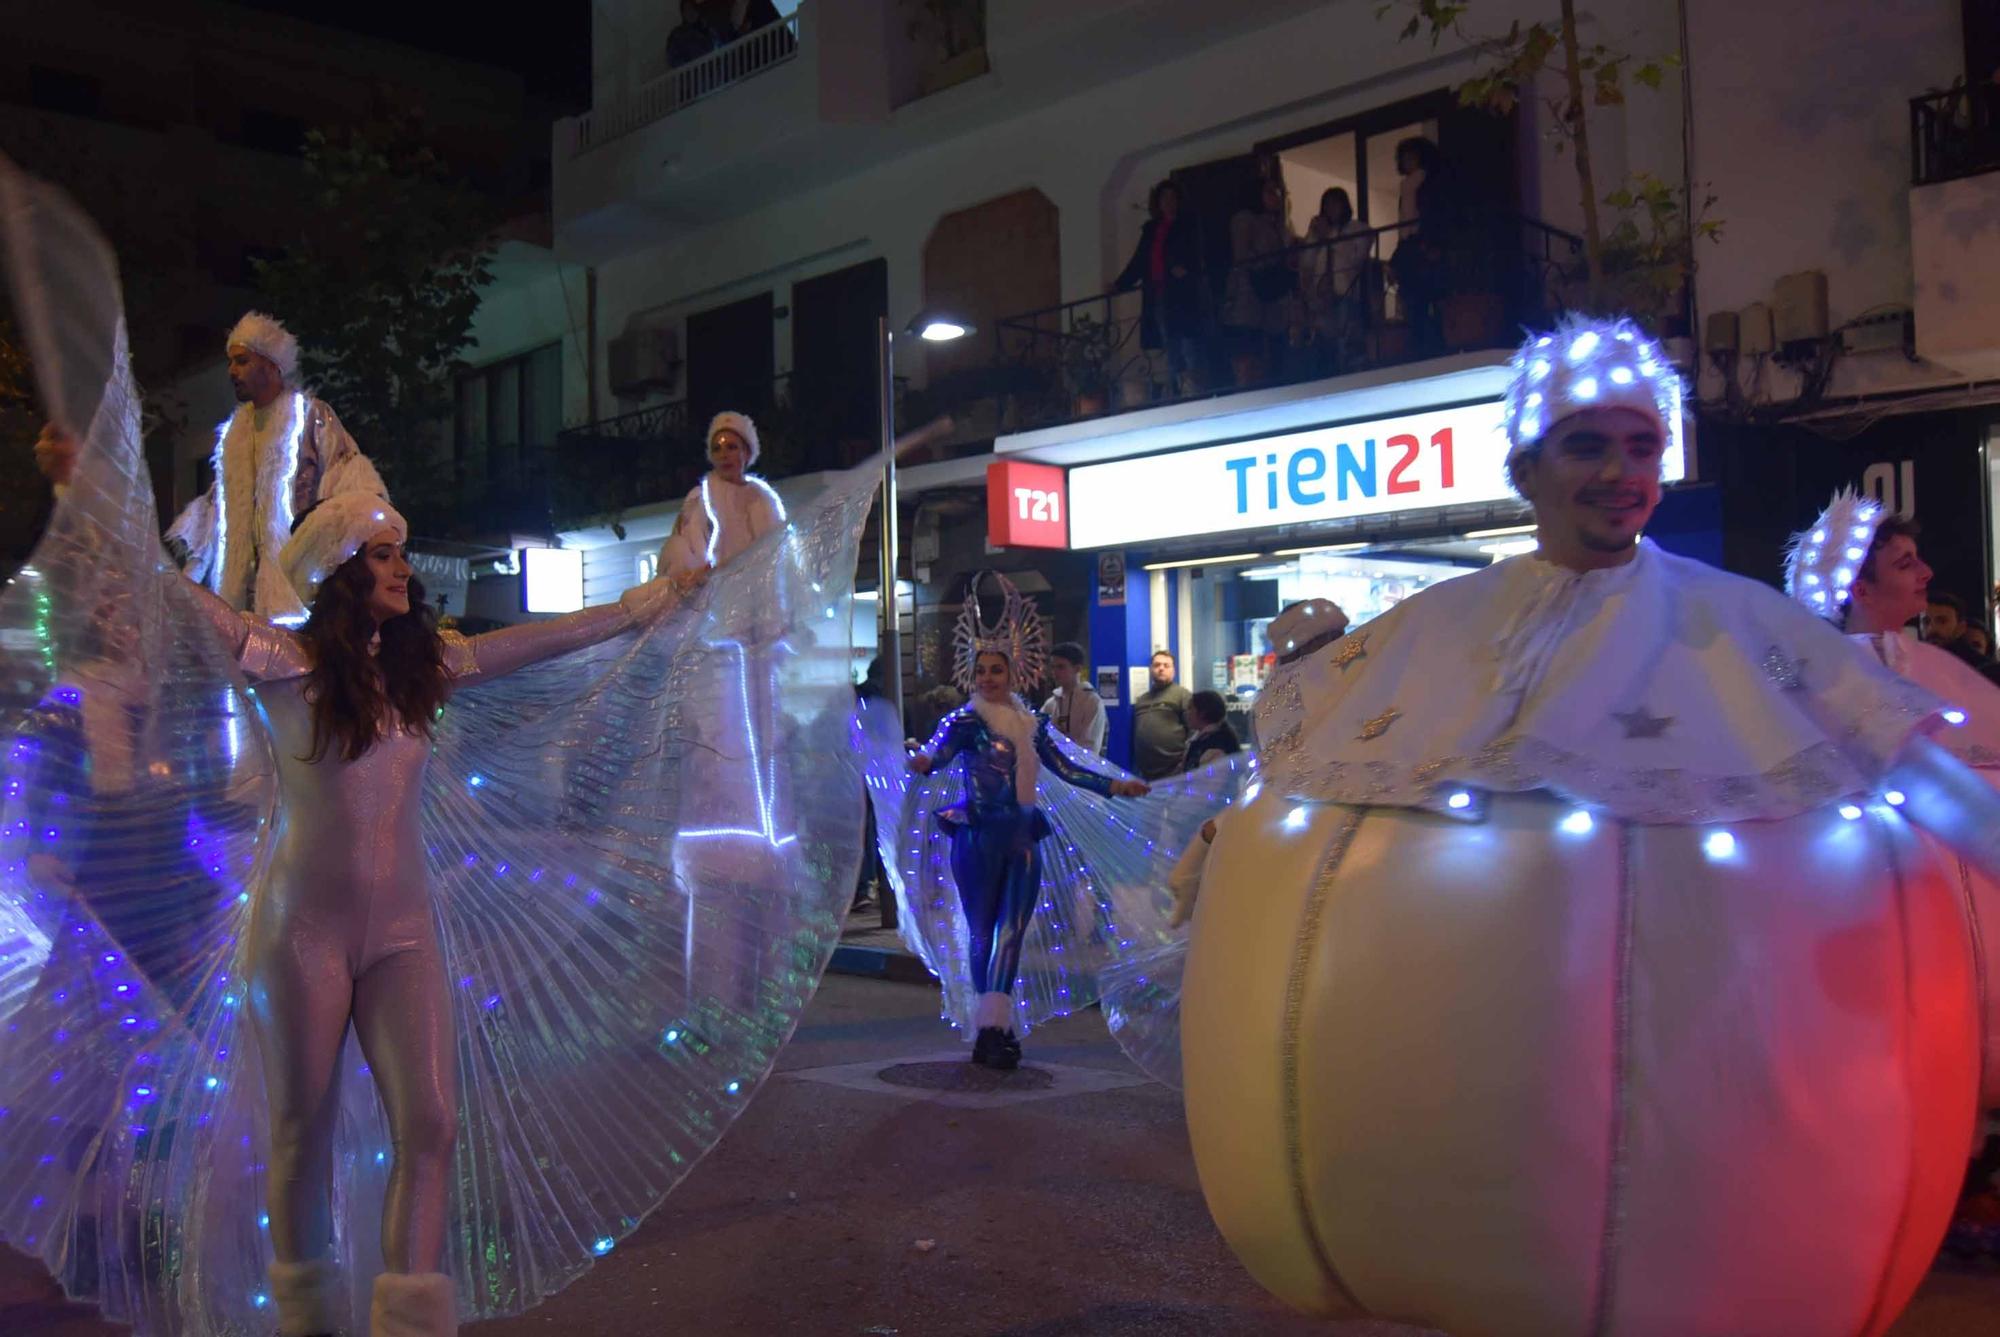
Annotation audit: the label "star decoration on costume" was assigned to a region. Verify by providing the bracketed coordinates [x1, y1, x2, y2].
[1762, 646, 1807, 693]
[1332, 633, 1369, 670]
[1356, 706, 1402, 741]
[1612, 705, 1675, 740]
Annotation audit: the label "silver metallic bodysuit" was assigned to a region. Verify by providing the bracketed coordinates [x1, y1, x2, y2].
[194, 594, 645, 1275]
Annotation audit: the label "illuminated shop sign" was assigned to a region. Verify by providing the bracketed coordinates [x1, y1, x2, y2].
[1064, 399, 1686, 549]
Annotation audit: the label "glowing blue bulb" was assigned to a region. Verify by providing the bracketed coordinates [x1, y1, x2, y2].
[1525, 390, 1544, 408]
[1803, 573, 1820, 587]
[1944, 709, 1967, 725]
[468, 775, 485, 788]
[1615, 329, 1635, 343]
[1573, 377, 1599, 401]
[1242, 781, 1262, 803]
[1702, 831, 1737, 860]
[1559, 809, 1594, 835]
[205, 1076, 220, 1091]
[1609, 365, 1634, 385]
[1838, 804, 1862, 821]
[663, 1028, 681, 1044]
[725, 1080, 742, 1094]
[1811, 529, 1826, 543]
[1844, 546, 1864, 561]
[1834, 567, 1854, 586]
[1569, 331, 1601, 362]
[1851, 525, 1870, 538]
[259, 1214, 270, 1229]
[593, 1237, 615, 1255]
[1519, 414, 1541, 441]
[374, 1151, 387, 1165]
[1884, 790, 1906, 807]
[1283, 806, 1309, 831]
[253, 1293, 269, 1309]
[1446, 791, 1472, 810]
[1529, 359, 1551, 381]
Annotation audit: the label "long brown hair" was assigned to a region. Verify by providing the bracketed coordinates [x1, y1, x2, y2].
[299, 548, 449, 763]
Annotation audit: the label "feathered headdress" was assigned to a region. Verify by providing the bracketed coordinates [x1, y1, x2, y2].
[1784, 489, 1887, 621]
[951, 570, 1048, 694]
[1502, 312, 1685, 466]
[280, 492, 410, 609]
[225, 310, 299, 382]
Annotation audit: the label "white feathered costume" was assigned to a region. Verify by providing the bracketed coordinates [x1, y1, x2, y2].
[165, 312, 388, 623]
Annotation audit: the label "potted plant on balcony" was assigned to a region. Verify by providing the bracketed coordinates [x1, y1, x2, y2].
[1061, 313, 1118, 418]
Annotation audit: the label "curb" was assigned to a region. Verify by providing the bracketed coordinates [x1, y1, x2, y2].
[828, 943, 936, 986]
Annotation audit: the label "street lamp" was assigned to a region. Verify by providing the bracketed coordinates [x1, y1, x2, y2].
[878, 307, 973, 726]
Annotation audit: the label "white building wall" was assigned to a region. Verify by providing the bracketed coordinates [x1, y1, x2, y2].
[1686, 0, 1968, 402]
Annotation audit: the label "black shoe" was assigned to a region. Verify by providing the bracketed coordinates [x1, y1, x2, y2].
[971, 1026, 1006, 1067]
[991, 1029, 1022, 1071]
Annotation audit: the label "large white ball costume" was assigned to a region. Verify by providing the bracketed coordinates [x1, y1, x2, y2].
[1181, 317, 2000, 1336]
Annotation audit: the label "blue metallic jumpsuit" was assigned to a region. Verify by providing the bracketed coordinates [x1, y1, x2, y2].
[923, 705, 1117, 1000]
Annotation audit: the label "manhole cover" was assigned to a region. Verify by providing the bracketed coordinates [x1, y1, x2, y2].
[875, 1060, 1056, 1093]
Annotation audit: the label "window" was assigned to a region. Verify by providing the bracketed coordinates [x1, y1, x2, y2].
[455, 344, 563, 487]
[29, 67, 102, 118]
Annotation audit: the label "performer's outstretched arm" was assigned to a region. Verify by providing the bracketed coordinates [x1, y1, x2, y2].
[1036, 718, 1148, 798]
[1887, 734, 2000, 884]
[909, 712, 972, 775]
[444, 576, 689, 687]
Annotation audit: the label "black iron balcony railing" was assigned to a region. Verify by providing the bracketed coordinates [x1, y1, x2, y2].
[985, 210, 1582, 438]
[1912, 83, 2000, 186]
[543, 372, 909, 527]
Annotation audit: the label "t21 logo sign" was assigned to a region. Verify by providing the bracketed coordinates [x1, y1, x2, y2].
[1225, 429, 1457, 514]
[985, 459, 1069, 549]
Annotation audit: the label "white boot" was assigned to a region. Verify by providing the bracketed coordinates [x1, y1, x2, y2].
[267, 1258, 342, 1337]
[369, 1271, 456, 1337]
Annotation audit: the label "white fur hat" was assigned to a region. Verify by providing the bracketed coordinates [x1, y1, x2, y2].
[226, 310, 299, 382]
[1501, 312, 1684, 463]
[280, 493, 409, 607]
[707, 411, 761, 465]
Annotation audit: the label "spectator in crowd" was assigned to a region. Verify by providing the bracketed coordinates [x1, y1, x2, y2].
[1042, 641, 1107, 755]
[1925, 590, 2000, 685]
[1114, 180, 1207, 399]
[667, 0, 719, 68]
[1301, 186, 1373, 374]
[1968, 623, 1994, 660]
[1390, 135, 1447, 356]
[1181, 690, 1243, 772]
[1222, 176, 1299, 387]
[1131, 649, 1193, 781]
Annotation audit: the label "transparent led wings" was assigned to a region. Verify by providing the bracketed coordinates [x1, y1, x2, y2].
[0, 156, 877, 1332]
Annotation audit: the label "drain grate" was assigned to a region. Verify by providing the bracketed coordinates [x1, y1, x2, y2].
[874, 1060, 1056, 1093]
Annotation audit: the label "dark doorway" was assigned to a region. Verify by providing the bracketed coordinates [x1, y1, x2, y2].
[791, 258, 888, 469]
[1169, 152, 1263, 351]
[686, 291, 776, 432]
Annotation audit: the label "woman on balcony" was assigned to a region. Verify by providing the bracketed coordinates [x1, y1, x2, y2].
[1222, 176, 1300, 388]
[1114, 179, 1207, 399]
[1301, 187, 1373, 375]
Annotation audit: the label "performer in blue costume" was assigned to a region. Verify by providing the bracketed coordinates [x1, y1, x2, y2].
[903, 572, 1151, 1067]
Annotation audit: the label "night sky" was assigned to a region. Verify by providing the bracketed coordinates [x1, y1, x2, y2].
[230, 1, 594, 109]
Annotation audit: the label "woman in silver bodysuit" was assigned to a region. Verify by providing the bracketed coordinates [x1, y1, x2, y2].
[185, 492, 689, 1337]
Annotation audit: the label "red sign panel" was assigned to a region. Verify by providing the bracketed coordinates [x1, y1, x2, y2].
[986, 460, 1069, 549]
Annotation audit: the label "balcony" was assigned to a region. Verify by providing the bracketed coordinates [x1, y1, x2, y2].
[975, 211, 1581, 440]
[571, 14, 802, 155]
[542, 372, 910, 527]
[1909, 84, 2000, 379]
[1911, 84, 2000, 186]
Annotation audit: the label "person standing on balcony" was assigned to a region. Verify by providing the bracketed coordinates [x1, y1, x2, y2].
[35, 311, 388, 624]
[667, 0, 719, 69]
[658, 411, 787, 580]
[1391, 135, 1448, 357]
[1114, 179, 1207, 399]
[1302, 186, 1373, 375]
[1222, 176, 1299, 387]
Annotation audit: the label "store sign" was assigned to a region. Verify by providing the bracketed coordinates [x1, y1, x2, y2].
[1065, 400, 1686, 549]
[986, 459, 1069, 549]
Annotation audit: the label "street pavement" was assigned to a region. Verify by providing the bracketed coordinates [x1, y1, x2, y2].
[5, 973, 1998, 1335]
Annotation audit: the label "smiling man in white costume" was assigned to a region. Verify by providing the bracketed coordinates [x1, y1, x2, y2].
[38, 311, 387, 623]
[1180, 313, 2000, 1337]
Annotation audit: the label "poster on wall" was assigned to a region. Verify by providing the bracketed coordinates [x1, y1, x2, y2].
[1096, 666, 1121, 706]
[1097, 552, 1126, 606]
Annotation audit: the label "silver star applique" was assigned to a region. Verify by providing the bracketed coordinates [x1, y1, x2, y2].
[1332, 633, 1369, 670]
[1762, 646, 1808, 693]
[1612, 705, 1675, 740]
[1356, 706, 1401, 741]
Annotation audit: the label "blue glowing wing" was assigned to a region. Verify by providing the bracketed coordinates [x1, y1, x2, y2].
[855, 698, 1248, 1051]
[0, 155, 280, 1333]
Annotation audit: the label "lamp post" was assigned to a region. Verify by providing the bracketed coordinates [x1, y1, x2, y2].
[877, 309, 973, 727]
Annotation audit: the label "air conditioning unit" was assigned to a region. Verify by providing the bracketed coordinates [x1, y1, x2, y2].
[608, 327, 680, 396]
